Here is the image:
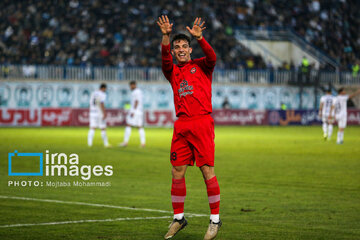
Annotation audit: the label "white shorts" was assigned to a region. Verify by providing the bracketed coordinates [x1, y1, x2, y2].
[336, 115, 347, 129]
[90, 115, 107, 129]
[126, 112, 144, 127]
[322, 115, 334, 124]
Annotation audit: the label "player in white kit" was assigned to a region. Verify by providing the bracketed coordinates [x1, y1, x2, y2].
[119, 81, 146, 147]
[330, 88, 360, 144]
[318, 89, 335, 140]
[88, 83, 110, 147]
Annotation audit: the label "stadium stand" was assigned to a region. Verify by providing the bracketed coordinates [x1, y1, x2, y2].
[1, 0, 358, 71]
[236, 0, 359, 71]
[0, 0, 265, 69]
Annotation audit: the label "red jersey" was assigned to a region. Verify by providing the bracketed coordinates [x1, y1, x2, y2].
[161, 37, 216, 117]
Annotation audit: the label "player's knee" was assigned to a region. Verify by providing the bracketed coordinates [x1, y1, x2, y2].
[200, 165, 215, 180]
[172, 166, 186, 179]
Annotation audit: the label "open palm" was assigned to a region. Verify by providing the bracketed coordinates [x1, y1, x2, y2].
[186, 17, 206, 38]
[157, 15, 173, 35]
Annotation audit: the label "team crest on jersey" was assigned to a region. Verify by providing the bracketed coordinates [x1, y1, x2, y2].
[190, 67, 196, 74]
[178, 79, 193, 97]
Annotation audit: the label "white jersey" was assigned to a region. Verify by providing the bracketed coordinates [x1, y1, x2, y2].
[333, 94, 349, 117]
[89, 90, 107, 117]
[320, 94, 335, 116]
[130, 88, 143, 113]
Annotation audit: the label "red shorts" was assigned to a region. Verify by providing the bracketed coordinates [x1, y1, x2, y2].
[170, 114, 215, 167]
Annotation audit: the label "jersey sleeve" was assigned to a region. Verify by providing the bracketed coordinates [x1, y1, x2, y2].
[134, 90, 142, 101]
[320, 96, 325, 104]
[197, 37, 216, 70]
[131, 90, 142, 113]
[161, 43, 173, 81]
[138, 90, 143, 102]
[100, 93, 106, 103]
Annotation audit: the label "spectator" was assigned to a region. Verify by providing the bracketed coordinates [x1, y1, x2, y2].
[0, 0, 266, 69]
[0, 0, 359, 71]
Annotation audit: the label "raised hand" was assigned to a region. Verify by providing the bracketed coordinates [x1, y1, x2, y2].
[157, 15, 173, 35]
[186, 17, 206, 39]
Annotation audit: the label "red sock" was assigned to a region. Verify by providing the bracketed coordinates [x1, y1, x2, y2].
[171, 178, 186, 214]
[205, 176, 220, 214]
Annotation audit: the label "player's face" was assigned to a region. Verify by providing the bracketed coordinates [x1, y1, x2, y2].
[172, 39, 192, 64]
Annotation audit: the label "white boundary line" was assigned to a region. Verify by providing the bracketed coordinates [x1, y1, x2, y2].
[0, 195, 207, 229]
[0, 216, 171, 228]
[0, 195, 207, 216]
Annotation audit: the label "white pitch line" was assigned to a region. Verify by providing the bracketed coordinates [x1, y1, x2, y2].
[0, 216, 171, 228]
[0, 195, 207, 217]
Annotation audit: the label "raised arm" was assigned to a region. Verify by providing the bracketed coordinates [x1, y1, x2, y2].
[349, 89, 360, 99]
[157, 15, 173, 75]
[186, 17, 216, 68]
[157, 15, 173, 45]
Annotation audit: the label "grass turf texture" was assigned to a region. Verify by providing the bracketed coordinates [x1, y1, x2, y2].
[0, 126, 359, 240]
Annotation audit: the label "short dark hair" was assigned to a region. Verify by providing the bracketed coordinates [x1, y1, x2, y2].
[100, 83, 107, 89]
[171, 33, 191, 47]
[129, 80, 136, 85]
[338, 87, 344, 94]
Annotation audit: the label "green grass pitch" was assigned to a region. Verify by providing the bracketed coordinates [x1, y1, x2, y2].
[0, 126, 360, 240]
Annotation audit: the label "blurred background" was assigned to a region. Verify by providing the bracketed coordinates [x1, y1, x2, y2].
[0, 0, 359, 127]
[1, 2, 360, 239]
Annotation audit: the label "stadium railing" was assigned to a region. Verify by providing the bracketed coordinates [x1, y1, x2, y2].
[0, 64, 359, 85]
[235, 26, 340, 71]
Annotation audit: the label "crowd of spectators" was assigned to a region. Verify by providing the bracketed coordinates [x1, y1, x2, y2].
[237, 0, 359, 71]
[0, 0, 358, 71]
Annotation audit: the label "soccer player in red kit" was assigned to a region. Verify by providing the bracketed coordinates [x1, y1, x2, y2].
[157, 15, 221, 240]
